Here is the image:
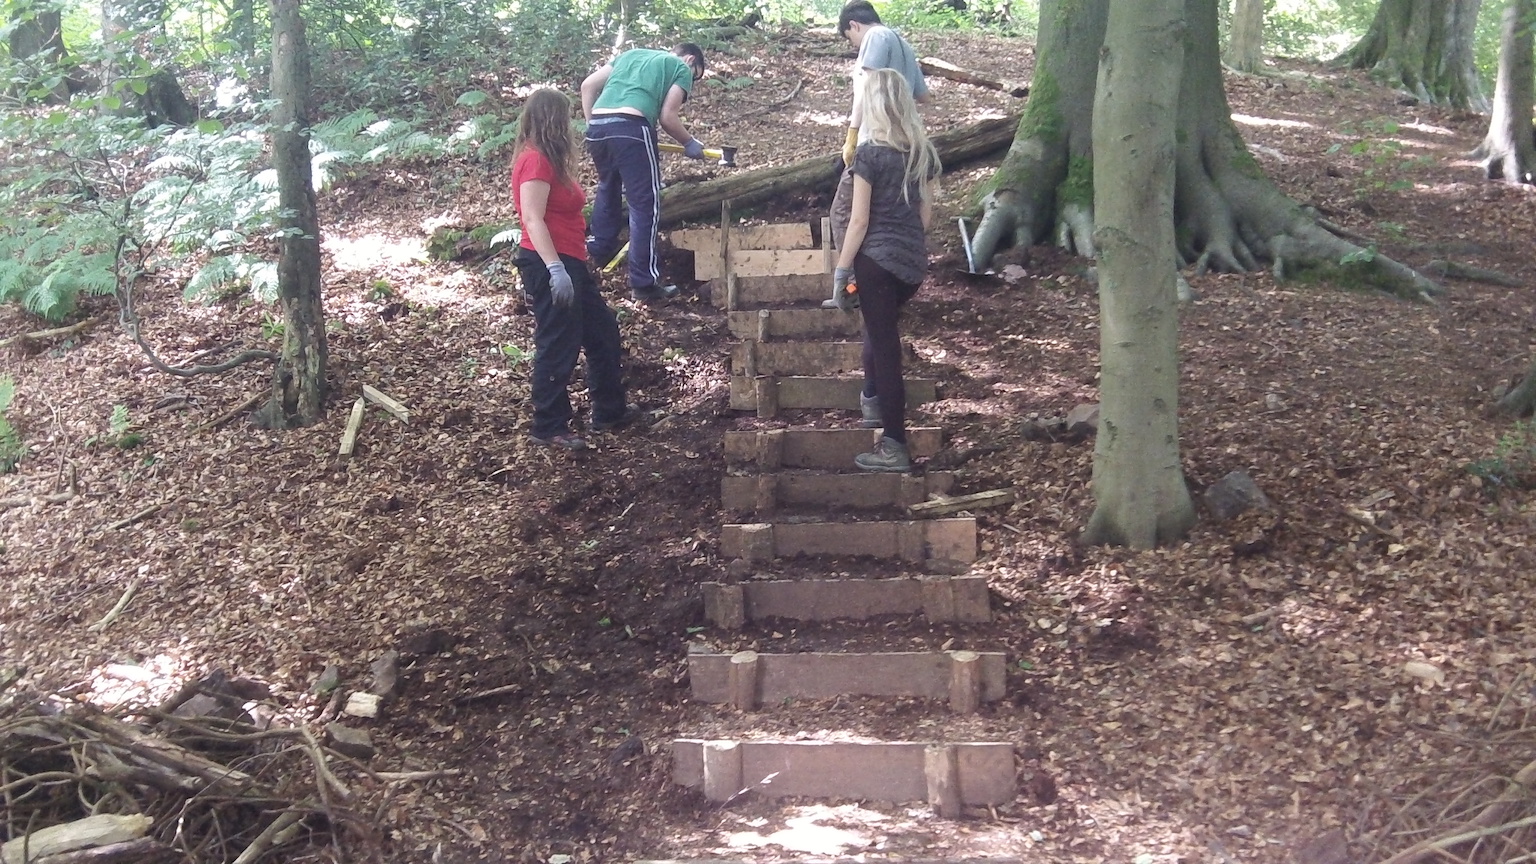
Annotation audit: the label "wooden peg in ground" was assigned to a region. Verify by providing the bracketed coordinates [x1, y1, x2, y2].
[361, 384, 409, 423]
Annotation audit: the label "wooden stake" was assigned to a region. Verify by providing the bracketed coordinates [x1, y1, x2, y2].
[948, 650, 981, 714]
[758, 429, 785, 470]
[361, 385, 409, 424]
[338, 396, 366, 458]
[754, 376, 778, 419]
[702, 583, 746, 629]
[719, 200, 733, 310]
[702, 740, 743, 802]
[727, 651, 759, 711]
[924, 744, 962, 818]
[821, 216, 834, 274]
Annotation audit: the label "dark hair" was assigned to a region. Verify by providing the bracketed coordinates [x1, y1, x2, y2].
[837, 0, 881, 36]
[515, 88, 577, 190]
[674, 42, 706, 78]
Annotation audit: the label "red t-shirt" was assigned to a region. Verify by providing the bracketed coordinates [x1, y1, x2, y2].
[511, 147, 588, 261]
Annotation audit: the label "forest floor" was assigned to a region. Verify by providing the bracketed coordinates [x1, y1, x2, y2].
[4, 25, 1536, 864]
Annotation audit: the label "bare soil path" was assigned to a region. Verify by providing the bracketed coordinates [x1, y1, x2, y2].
[3, 28, 1535, 864]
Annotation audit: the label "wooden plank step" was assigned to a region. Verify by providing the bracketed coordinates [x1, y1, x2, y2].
[698, 249, 827, 282]
[711, 273, 828, 308]
[720, 518, 976, 568]
[688, 650, 1005, 712]
[728, 308, 862, 341]
[672, 739, 1015, 812]
[641, 859, 1025, 863]
[722, 471, 955, 514]
[732, 376, 938, 414]
[669, 222, 813, 254]
[730, 341, 863, 377]
[725, 428, 943, 471]
[702, 575, 990, 627]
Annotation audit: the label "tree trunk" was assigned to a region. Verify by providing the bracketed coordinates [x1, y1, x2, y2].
[7, 5, 71, 103]
[1496, 357, 1536, 416]
[1081, 0, 1197, 548]
[971, 0, 1443, 302]
[1337, 0, 1487, 110]
[1225, 0, 1263, 73]
[263, 0, 327, 428]
[1472, 0, 1536, 184]
[658, 114, 1018, 228]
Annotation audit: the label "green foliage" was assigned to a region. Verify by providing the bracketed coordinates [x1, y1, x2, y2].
[0, 376, 22, 473]
[1466, 422, 1536, 494]
[108, 403, 144, 449]
[1325, 118, 1433, 200]
[881, 0, 971, 33]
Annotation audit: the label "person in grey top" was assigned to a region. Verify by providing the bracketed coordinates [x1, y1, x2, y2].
[828, 69, 941, 473]
[837, 0, 929, 168]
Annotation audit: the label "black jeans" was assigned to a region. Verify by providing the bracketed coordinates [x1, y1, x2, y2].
[855, 253, 920, 444]
[585, 115, 662, 290]
[515, 251, 626, 439]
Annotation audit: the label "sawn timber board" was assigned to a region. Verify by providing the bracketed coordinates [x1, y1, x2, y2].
[723, 427, 943, 470]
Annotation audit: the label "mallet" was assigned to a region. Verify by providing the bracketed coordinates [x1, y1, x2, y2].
[657, 142, 738, 167]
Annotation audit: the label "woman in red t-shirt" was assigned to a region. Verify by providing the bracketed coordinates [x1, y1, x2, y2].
[512, 88, 638, 451]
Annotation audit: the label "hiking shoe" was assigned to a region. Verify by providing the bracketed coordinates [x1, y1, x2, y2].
[859, 392, 881, 428]
[529, 431, 588, 451]
[631, 284, 680, 303]
[854, 436, 911, 473]
[821, 297, 840, 309]
[591, 403, 643, 432]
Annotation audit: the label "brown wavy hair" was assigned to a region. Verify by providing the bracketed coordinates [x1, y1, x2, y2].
[515, 88, 578, 189]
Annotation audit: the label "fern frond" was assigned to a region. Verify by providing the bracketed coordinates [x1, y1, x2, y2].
[25, 270, 77, 321]
[186, 255, 239, 300]
[76, 255, 119, 296]
[312, 108, 377, 140]
[0, 375, 15, 412]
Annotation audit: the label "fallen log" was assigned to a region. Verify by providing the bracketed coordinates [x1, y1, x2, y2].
[660, 113, 1021, 228]
[920, 57, 1030, 97]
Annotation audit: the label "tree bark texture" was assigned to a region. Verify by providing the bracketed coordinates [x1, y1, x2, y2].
[1496, 356, 1536, 416]
[1082, 0, 1197, 548]
[265, 0, 328, 427]
[7, 6, 71, 103]
[1225, 0, 1264, 73]
[971, 0, 1443, 301]
[1472, 0, 1536, 184]
[1338, 0, 1487, 110]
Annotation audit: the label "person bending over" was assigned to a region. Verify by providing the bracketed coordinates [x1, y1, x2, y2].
[512, 88, 641, 451]
[829, 69, 941, 473]
[580, 43, 708, 303]
[837, 0, 928, 169]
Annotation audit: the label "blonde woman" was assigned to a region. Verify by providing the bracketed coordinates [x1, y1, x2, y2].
[512, 88, 638, 451]
[829, 68, 941, 472]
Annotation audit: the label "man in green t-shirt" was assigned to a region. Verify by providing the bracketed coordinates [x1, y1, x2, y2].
[581, 43, 708, 303]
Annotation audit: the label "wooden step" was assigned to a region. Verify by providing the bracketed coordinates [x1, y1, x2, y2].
[721, 471, 955, 514]
[669, 221, 813, 254]
[641, 859, 1026, 863]
[728, 308, 862, 341]
[731, 376, 938, 414]
[672, 739, 1016, 814]
[725, 428, 943, 471]
[712, 273, 828, 308]
[730, 341, 863, 377]
[702, 575, 990, 627]
[688, 650, 1006, 712]
[698, 248, 827, 282]
[720, 518, 975, 568]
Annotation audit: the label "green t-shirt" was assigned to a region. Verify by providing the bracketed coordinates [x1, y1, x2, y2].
[592, 49, 694, 125]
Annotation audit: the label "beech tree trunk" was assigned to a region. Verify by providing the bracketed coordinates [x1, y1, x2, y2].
[263, 0, 327, 427]
[1472, 0, 1536, 184]
[1496, 357, 1536, 416]
[7, 5, 71, 103]
[1225, 0, 1264, 73]
[971, 0, 1443, 301]
[1337, 0, 1487, 110]
[1083, 0, 1196, 548]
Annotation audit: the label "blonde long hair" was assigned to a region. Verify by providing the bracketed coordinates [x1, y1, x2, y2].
[515, 88, 578, 189]
[858, 68, 941, 203]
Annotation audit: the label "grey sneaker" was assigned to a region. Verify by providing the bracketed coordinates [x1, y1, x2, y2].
[821, 297, 840, 309]
[855, 436, 910, 473]
[859, 392, 881, 428]
[632, 284, 680, 303]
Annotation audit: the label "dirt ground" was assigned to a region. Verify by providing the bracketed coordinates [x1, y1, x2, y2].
[4, 26, 1536, 864]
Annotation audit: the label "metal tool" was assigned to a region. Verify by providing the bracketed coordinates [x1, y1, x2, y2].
[957, 217, 977, 274]
[657, 142, 738, 167]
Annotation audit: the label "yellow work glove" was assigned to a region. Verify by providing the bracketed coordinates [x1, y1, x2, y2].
[842, 126, 859, 168]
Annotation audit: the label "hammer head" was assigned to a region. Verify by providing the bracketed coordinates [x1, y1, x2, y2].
[715, 146, 738, 168]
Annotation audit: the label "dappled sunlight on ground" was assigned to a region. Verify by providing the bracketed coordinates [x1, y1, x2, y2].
[324, 231, 427, 272]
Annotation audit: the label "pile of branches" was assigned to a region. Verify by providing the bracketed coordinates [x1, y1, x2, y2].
[0, 673, 378, 863]
[1365, 699, 1536, 864]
